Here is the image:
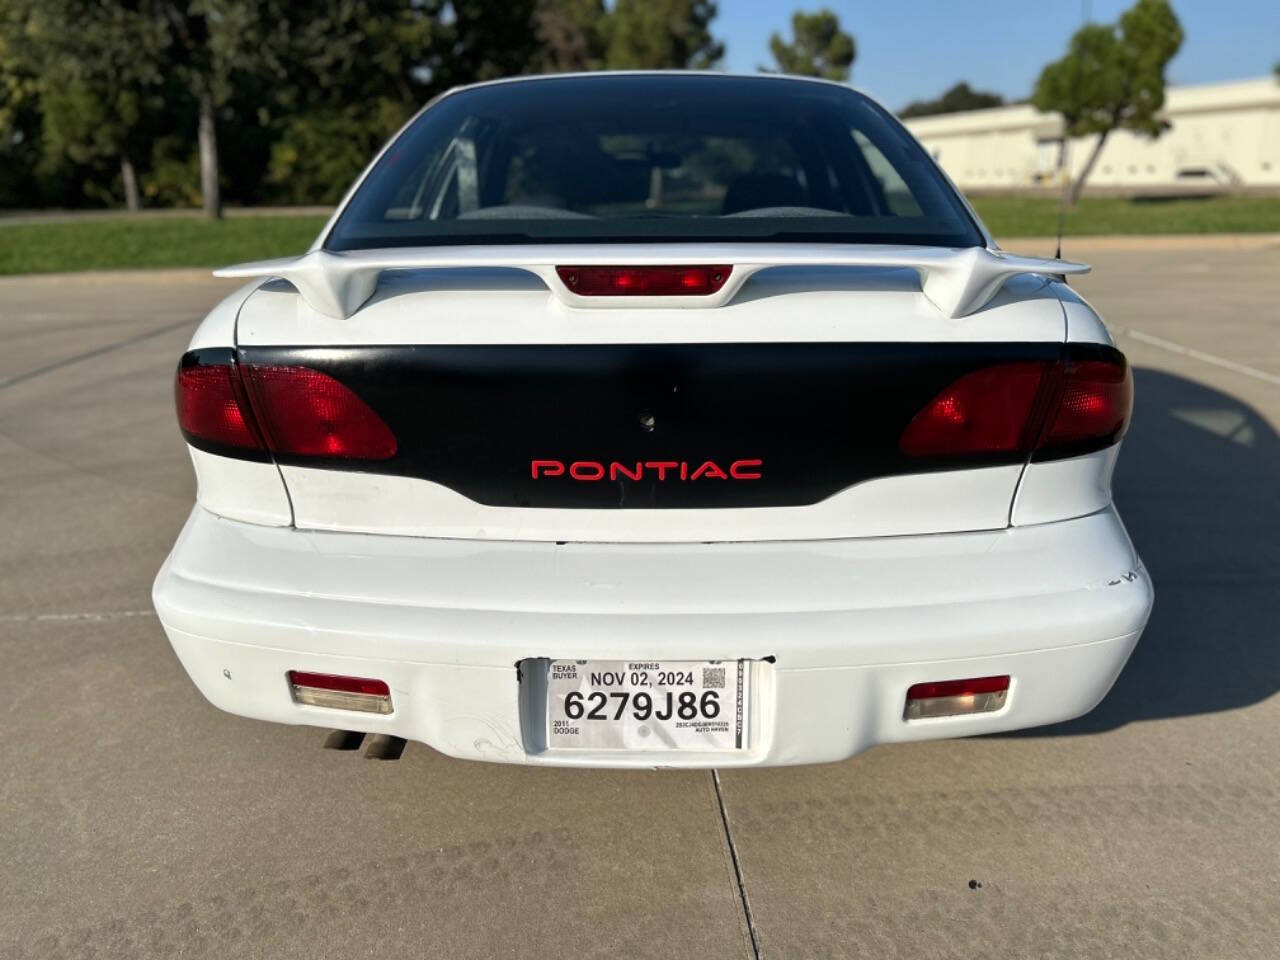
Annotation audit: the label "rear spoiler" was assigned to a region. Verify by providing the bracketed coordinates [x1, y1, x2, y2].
[214, 243, 1088, 320]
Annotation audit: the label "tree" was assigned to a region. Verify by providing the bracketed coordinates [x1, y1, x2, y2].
[157, 0, 492, 219]
[29, 2, 169, 210]
[767, 9, 854, 82]
[268, 0, 540, 203]
[2, 0, 547, 212]
[531, 0, 607, 73]
[156, 1, 298, 219]
[899, 82, 1004, 119]
[428, 0, 540, 87]
[1032, 0, 1183, 205]
[603, 0, 723, 70]
[0, 0, 168, 211]
[0, 4, 44, 208]
[6, 0, 657, 211]
[264, 1, 443, 204]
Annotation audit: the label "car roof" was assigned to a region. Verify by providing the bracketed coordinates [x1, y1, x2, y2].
[440, 70, 887, 111]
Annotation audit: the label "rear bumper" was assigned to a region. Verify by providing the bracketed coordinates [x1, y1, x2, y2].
[153, 506, 1153, 767]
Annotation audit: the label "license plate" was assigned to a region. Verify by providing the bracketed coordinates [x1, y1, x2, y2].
[545, 660, 749, 751]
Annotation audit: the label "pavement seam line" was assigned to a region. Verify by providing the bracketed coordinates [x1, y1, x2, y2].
[1115, 326, 1280, 387]
[0, 609, 156, 623]
[0, 316, 193, 390]
[712, 769, 763, 960]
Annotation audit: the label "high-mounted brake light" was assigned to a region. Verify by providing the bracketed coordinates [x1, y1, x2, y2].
[287, 670, 393, 714]
[905, 675, 1009, 720]
[557, 265, 732, 296]
[900, 350, 1131, 459]
[176, 355, 396, 461]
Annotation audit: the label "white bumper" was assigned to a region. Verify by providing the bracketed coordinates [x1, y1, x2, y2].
[153, 507, 1152, 768]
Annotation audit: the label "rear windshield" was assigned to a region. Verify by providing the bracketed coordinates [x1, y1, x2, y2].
[325, 74, 984, 251]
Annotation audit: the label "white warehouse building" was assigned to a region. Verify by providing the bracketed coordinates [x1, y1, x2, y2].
[901, 76, 1280, 191]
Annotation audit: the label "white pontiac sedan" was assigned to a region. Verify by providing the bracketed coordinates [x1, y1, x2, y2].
[154, 72, 1152, 767]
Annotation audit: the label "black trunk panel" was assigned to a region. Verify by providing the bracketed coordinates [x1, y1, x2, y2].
[229, 342, 1067, 509]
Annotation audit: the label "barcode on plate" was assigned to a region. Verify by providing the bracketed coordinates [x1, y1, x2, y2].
[702, 667, 726, 689]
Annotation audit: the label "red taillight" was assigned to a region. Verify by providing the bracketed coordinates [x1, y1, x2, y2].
[907, 676, 1010, 700]
[176, 358, 396, 461]
[899, 362, 1050, 457]
[905, 675, 1010, 720]
[242, 364, 397, 460]
[557, 265, 732, 296]
[1042, 359, 1133, 448]
[900, 352, 1130, 458]
[287, 671, 390, 696]
[175, 363, 265, 450]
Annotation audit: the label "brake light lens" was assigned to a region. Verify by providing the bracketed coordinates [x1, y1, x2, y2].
[175, 356, 396, 461]
[242, 364, 397, 460]
[557, 265, 732, 296]
[900, 351, 1131, 458]
[905, 675, 1010, 720]
[1042, 359, 1133, 448]
[899, 362, 1049, 457]
[175, 364, 265, 450]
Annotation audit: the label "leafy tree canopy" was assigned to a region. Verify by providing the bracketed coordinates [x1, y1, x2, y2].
[1, 1, 174, 208]
[27, 4, 167, 157]
[1032, 0, 1182, 204]
[531, 0, 607, 73]
[266, 0, 531, 205]
[0, 0, 734, 209]
[1032, 0, 1183, 138]
[604, 0, 723, 70]
[767, 9, 854, 82]
[0, 4, 41, 190]
[899, 82, 1004, 119]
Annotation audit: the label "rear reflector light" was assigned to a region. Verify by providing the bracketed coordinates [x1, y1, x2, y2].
[905, 675, 1010, 720]
[557, 265, 731, 296]
[176, 356, 396, 461]
[900, 351, 1131, 458]
[242, 364, 397, 460]
[287, 671, 393, 714]
[175, 364, 264, 451]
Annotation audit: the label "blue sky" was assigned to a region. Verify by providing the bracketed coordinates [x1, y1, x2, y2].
[718, 0, 1280, 109]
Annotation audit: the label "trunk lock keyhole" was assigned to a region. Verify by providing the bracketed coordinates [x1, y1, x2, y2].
[638, 410, 656, 432]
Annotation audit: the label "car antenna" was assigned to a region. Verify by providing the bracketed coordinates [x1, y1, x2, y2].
[1055, 173, 1069, 261]
[1057, 0, 1090, 262]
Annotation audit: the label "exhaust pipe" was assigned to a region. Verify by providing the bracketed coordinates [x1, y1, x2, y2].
[364, 735, 407, 761]
[322, 729, 366, 751]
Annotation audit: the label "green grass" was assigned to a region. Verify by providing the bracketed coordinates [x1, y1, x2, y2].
[2, 195, 1278, 275]
[0, 215, 328, 275]
[971, 194, 1280, 237]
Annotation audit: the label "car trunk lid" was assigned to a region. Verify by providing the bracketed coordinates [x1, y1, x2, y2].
[224, 251, 1079, 542]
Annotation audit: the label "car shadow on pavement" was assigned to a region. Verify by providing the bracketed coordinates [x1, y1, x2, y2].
[1013, 365, 1280, 735]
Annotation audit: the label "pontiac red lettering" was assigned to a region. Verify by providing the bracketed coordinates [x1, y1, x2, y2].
[532, 459, 763, 481]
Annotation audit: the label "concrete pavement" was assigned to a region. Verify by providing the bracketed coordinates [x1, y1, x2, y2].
[1, 243, 1278, 958]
